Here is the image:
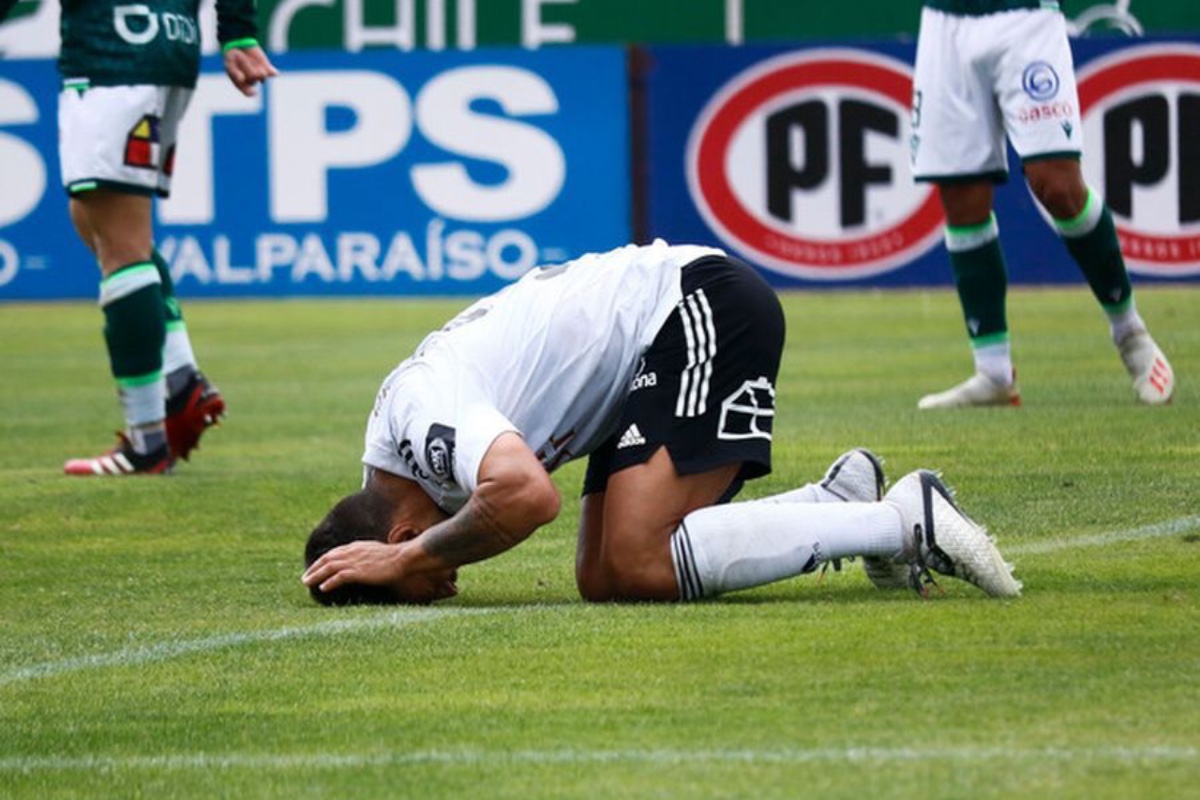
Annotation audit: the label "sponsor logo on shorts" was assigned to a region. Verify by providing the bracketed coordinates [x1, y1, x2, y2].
[1076, 44, 1200, 277]
[124, 114, 161, 170]
[687, 50, 942, 281]
[1016, 100, 1075, 125]
[630, 357, 657, 391]
[616, 423, 647, 449]
[1022, 61, 1061, 101]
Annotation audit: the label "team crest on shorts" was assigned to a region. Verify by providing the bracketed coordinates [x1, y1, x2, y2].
[124, 114, 161, 170]
[1021, 61, 1061, 101]
[717, 377, 775, 441]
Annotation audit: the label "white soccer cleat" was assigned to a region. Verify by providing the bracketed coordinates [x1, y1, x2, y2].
[820, 448, 885, 503]
[883, 470, 1021, 598]
[819, 448, 911, 589]
[1118, 331, 1174, 405]
[917, 372, 1020, 410]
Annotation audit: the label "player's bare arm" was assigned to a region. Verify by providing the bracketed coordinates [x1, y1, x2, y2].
[419, 432, 561, 567]
[303, 432, 559, 602]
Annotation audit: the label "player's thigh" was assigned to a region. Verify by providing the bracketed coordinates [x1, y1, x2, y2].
[71, 190, 155, 275]
[578, 447, 741, 600]
[911, 8, 1008, 182]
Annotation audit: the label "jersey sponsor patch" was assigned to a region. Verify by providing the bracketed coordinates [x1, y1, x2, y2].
[425, 424, 456, 480]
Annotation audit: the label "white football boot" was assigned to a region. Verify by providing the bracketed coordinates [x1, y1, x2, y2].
[820, 448, 885, 503]
[917, 372, 1020, 410]
[818, 448, 912, 589]
[1118, 330, 1174, 405]
[883, 470, 1022, 598]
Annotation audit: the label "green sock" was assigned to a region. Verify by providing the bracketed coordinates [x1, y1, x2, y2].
[150, 248, 184, 325]
[945, 214, 1009, 341]
[100, 262, 167, 427]
[1055, 188, 1132, 311]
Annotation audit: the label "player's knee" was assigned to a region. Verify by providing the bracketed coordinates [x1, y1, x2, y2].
[575, 564, 614, 603]
[1027, 166, 1087, 220]
[577, 545, 676, 602]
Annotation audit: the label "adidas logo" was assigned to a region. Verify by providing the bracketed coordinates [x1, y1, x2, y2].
[617, 423, 646, 449]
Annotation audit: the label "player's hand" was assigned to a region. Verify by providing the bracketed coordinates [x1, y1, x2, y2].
[302, 541, 459, 604]
[223, 45, 278, 97]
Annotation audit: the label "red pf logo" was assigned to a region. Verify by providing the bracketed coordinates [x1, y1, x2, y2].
[1077, 44, 1200, 277]
[686, 50, 942, 281]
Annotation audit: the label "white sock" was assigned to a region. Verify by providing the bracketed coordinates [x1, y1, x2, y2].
[671, 502, 905, 600]
[118, 378, 166, 428]
[163, 321, 198, 376]
[754, 482, 840, 504]
[972, 340, 1013, 386]
[1106, 304, 1146, 346]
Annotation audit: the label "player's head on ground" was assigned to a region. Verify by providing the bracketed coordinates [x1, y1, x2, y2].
[304, 477, 458, 606]
[304, 489, 399, 606]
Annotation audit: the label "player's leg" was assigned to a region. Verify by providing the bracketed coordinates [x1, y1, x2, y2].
[60, 84, 173, 475]
[911, 9, 1019, 409]
[576, 448, 742, 601]
[581, 444, 915, 601]
[1024, 157, 1174, 404]
[999, 8, 1173, 404]
[917, 181, 1021, 409]
[63, 189, 172, 475]
[153, 86, 227, 457]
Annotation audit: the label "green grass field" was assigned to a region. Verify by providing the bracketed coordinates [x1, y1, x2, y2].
[1, 285, 1197, 799]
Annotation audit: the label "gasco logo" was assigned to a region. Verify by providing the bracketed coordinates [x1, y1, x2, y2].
[1077, 44, 1200, 276]
[686, 49, 942, 281]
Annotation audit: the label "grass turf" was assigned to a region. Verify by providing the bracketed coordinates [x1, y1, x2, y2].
[1, 285, 1197, 799]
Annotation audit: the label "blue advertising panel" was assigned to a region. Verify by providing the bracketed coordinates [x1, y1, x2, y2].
[644, 37, 1200, 287]
[0, 46, 630, 300]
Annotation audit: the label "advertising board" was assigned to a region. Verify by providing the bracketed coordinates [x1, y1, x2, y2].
[0, 46, 630, 299]
[643, 37, 1200, 286]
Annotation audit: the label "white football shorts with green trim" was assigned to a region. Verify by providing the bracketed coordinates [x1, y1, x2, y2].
[58, 82, 193, 197]
[910, 7, 1083, 182]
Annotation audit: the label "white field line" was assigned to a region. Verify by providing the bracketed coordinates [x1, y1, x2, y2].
[0, 745, 1195, 772]
[1006, 514, 1200, 555]
[0, 608, 490, 688]
[1, 515, 1196, 691]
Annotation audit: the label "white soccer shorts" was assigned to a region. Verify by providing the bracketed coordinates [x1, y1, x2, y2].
[910, 7, 1084, 182]
[59, 82, 193, 197]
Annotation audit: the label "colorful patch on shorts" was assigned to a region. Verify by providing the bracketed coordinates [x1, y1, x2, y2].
[124, 115, 161, 170]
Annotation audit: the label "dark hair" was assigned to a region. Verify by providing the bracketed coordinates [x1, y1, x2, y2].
[304, 490, 398, 606]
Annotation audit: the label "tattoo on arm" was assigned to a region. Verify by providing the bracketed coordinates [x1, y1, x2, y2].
[419, 497, 521, 567]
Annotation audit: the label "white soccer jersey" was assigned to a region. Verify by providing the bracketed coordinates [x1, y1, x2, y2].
[363, 240, 724, 512]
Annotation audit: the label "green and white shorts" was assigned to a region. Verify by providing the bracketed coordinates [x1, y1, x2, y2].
[910, 7, 1083, 183]
[59, 82, 193, 197]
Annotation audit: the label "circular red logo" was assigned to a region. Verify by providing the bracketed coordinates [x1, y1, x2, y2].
[687, 50, 942, 281]
[1077, 44, 1200, 277]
